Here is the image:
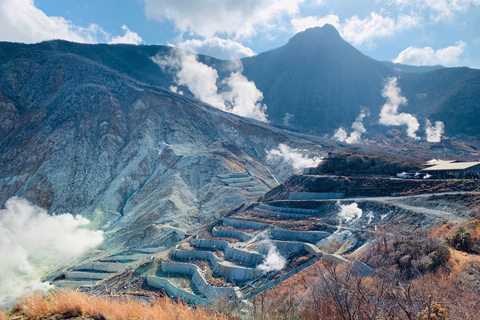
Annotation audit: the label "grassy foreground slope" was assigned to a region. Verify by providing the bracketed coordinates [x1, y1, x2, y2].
[1, 291, 234, 320]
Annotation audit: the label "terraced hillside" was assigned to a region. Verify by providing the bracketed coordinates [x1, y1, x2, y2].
[50, 178, 479, 307]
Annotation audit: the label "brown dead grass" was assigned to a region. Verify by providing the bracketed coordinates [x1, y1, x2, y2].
[10, 290, 234, 320]
[201, 232, 239, 244]
[0, 312, 7, 320]
[429, 221, 455, 238]
[207, 277, 227, 287]
[216, 226, 256, 233]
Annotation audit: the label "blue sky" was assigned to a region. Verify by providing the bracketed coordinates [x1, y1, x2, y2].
[0, 0, 479, 68]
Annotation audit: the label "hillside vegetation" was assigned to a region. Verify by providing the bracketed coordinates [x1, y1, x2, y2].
[315, 151, 422, 176]
[250, 220, 480, 319]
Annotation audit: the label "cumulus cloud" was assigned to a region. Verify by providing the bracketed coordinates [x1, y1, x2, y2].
[0, 197, 103, 308]
[108, 25, 143, 45]
[425, 119, 445, 142]
[392, 41, 467, 66]
[291, 14, 340, 33]
[151, 51, 268, 122]
[0, 0, 143, 45]
[178, 37, 255, 60]
[0, 0, 104, 43]
[379, 77, 421, 140]
[266, 144, 322, 171]
[144, 0, 303, 39]
[334, 108, 369, 144]
[392, 0, 480, 21]
[342, 12, 419, 47]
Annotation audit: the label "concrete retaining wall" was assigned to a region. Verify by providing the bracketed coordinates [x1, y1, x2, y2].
[173, 250, 257, 282]
[223, 218, 267, 230]
[146, 275, 208, 305]
[221, 177, 252, 184]
[65, 271, 116, 280]
[218, 173, 249, 179]
[228, 182, 257, 188]
[257, 204, 318, 214]
[288, 192, 345, 200]
[225, 246, 264, 267]
[258, 240, 304, 258]
[271, 229, 330, 244]
[194, 238, 229, 251]
[194, 238, 264, 267]
[74, 262, 128, 272]
[100, 254, 152, 262]
[212, 226, 251, 242]
[217, 262, 258, 281]
[161, 262, 238, 301]
[303, 243, 324, 257]
[55, 280, 98, 289]
[252, 208, 311, 219]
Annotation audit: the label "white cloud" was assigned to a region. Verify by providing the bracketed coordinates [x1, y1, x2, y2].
[266, 144, 321, 171]
[379, 77, 421, 140]
[291, 14, 340, 33]
[151, 51, 268, 122]
[342, 12, 419, 47]
[178, 37, 255, 60]
[0, 0, 143, 45]
[392, 0, 480, 21]
[392, 41, 467, 66]
[108, 25, 143, 45]
[144, 0, 304, 39]
[0, 0, 104, 43]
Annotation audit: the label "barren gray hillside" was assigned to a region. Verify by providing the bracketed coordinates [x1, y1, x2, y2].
[0, 45, 327, 253]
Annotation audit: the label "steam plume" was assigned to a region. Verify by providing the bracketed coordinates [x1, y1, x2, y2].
[0, 197, 103, 308]
[266, 144, 322, 172]
[337, 202, 363, 223]
[425, 119, 445, 143]
[151, 51, 268, 122]
[334, 108, 369, 144]
[379, 77, 420, 140]
[257, 242, 286, 272]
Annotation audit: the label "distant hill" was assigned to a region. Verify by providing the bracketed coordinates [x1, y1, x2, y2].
[382, 61, 444, 73]
[241, 25, 480, 138]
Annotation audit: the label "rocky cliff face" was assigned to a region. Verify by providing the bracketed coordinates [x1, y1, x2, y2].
[0, 44, 327, 252]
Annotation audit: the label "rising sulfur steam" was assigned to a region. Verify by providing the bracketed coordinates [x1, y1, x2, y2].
[257, 242, 286, 273]
[379, 77, 420, 140]
[0, 197, 103, 308]
[337, 202, 363, 223]
[151, 51, 268, 122]
[425, 119, 445, 143]
[266, 144, 322, 172]
[334, 108, 369, 144]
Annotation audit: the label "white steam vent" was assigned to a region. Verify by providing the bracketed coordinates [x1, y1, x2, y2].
[257, 242, 286, 272]
[0, 197, 104, 308]
[266, 144, 322, 172]
[337, 202, 363, 223]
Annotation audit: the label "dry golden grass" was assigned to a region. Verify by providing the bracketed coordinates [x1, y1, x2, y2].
[11, 290, 233, 320]
[0, 311, 7, 320]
